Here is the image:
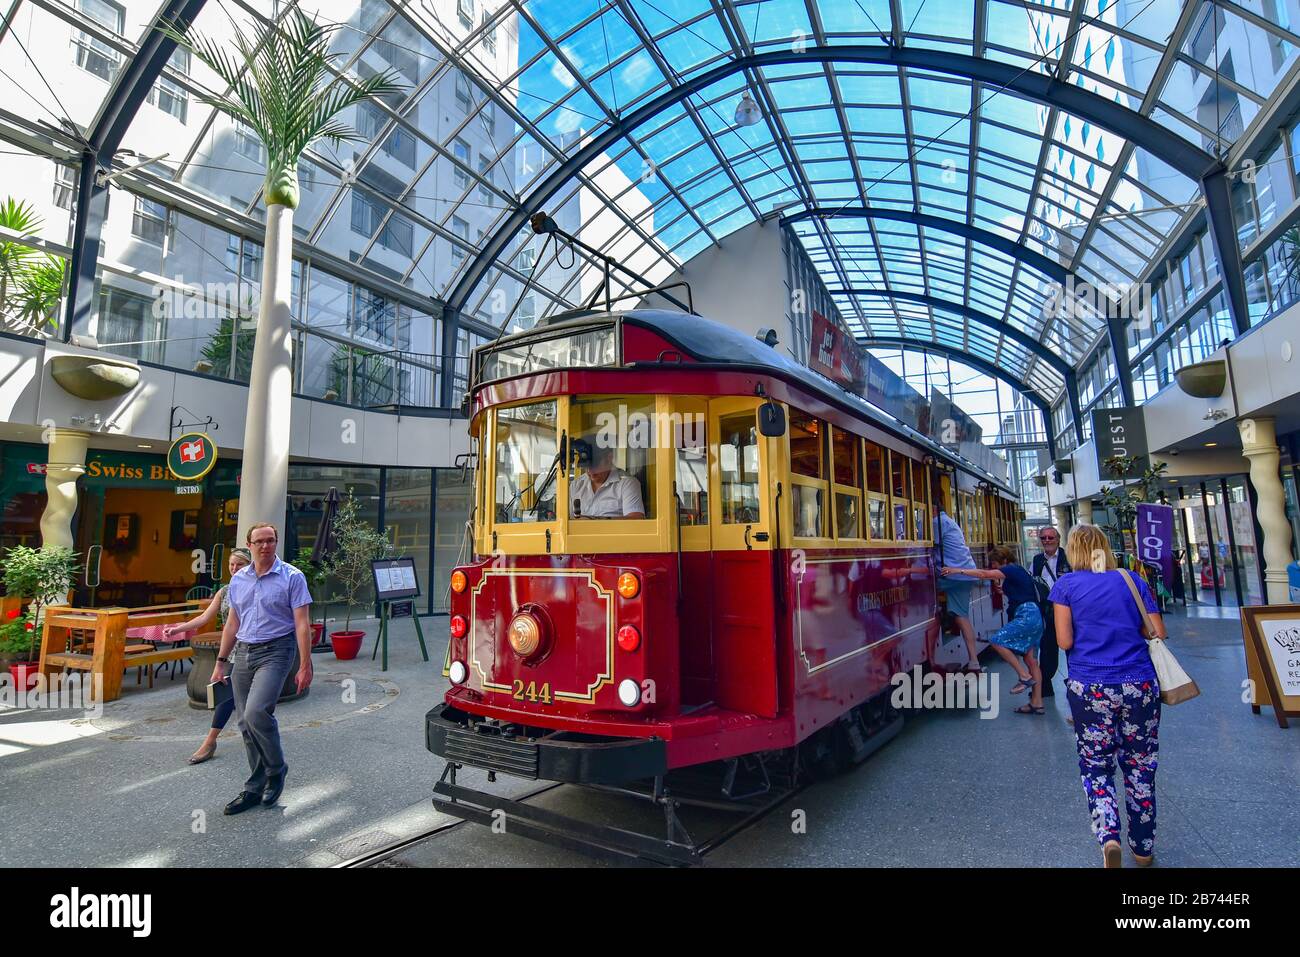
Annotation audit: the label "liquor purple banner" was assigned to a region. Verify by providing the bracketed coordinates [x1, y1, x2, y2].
[1136, 503, 1175, 589]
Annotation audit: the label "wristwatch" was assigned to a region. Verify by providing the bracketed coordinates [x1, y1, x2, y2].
[217, 656, 230, 663]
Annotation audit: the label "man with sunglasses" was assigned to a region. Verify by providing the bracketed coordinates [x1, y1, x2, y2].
[212, 522, 313, 814]
[1031, 525, 1071, 697]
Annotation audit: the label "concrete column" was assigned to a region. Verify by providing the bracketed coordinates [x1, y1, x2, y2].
[236, 202, 294, 555]
[1052, 505, 1071, 538]
[1076, 499, 1094, 525]
[1239, 416, 1294, 604]
[39, 429, 91, 548]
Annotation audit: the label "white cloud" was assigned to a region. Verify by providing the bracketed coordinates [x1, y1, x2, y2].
[620, 53, 653, 88]
[550, 58, 576, 90]
[554, 107, 581, 135]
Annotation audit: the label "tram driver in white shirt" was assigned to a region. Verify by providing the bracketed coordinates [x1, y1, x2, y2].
[571, 444, 645, 519]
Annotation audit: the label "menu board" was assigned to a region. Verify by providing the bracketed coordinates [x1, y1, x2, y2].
[371, 557, 421, 601]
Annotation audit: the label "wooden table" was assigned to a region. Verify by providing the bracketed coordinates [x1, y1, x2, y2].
[39, 601, 209, 703]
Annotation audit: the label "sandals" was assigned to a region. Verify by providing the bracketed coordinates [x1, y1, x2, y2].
[1010, 676, 1036, 695]
[1013, 703, 1044, 715]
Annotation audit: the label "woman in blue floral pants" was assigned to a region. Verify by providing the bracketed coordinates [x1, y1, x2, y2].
[1065, 679, 1160, 857]
[1050, 525, 1167, 867]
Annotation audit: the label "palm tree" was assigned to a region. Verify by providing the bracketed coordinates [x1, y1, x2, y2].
[0, 198, 66, 336]
[161, 10, 403, 548]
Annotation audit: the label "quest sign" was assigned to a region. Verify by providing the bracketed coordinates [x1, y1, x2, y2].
[1092, 407, 1148, 478]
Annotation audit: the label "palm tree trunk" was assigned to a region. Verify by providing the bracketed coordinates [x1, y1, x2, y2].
[237, 200, 295, 553]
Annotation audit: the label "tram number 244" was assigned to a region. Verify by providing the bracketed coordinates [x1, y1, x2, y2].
[511, 680, 554, 705]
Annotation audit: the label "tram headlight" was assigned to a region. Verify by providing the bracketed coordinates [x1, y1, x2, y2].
[449, 615, 468, 639]
[449, 660, 467, 685]
[508, 612, 542, 657]
[616, 572, 640, 599]
[617, 678, 641, 707]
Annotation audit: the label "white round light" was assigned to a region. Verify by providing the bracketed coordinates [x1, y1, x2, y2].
[449, 660, 467, 685]
[617, 678, 640, 707]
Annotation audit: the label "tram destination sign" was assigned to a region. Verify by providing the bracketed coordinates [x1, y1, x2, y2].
[1092, 408, 1148, 477]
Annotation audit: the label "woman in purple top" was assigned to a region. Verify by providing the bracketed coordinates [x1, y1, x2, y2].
[1050, 524, 1168, 868]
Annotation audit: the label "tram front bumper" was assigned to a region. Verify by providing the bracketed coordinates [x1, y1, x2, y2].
[425, 703, 667, 786]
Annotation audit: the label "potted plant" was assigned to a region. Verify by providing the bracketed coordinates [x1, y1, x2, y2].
[0, 545, 80, 689]
[293, 548, 329, 647]
[323, 494, 392, 660]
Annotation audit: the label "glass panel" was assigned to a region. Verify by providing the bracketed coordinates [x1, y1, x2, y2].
[789, 410, 823, 478]
[868, 497, 887, 539]
[433, 468, 473, 613]
[836, 492, 861, 540]
[493, 401, 558, 524]
[718, 411, 760, 525]
[865, 442, 887, 493]
[675, 415, 708, 526]
[891, 452, 910, 502]
[287, 465, 381, 622]
[831, 425, 859, 486]
[793, 484, 824, 538]
[893, 500, 910, 540]
[568, 396, 654, 519]
[384, 468, 432, 611]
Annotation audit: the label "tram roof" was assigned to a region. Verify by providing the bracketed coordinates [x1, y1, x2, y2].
[480, 307, 1014, 494]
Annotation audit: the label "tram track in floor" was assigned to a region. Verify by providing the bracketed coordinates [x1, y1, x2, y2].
[335, 772, 807, 868]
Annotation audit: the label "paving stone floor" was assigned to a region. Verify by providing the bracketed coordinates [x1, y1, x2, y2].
[1, 604, 1294, 868]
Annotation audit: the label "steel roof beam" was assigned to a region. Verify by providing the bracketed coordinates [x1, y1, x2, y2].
[449, 43, 1217, 313]
[62, 0, 209, 340]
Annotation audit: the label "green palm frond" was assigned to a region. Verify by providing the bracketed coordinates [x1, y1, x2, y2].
[159, 9, 405, 206]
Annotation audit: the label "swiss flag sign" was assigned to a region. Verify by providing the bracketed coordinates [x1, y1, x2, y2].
[180, 439, 205, 463]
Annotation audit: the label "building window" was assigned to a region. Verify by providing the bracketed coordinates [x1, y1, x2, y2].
[378, 213, 414, 257]
[477, 155, 493, 204]
[451, 215, 469, 266]
[146, 47, 190, 122]
[351, 191, 383, 239]
[457, 0, 474, 30]
[452, 138, 470, 190]
[132, 196, 169, 246]
[480, 100, 495, 136]
[481, 11, 496, 54]
[455, 70, 472, 113]
[235, 121, 266, 164]
[72, 0, 124, 81]
[53, 164, 76, 210]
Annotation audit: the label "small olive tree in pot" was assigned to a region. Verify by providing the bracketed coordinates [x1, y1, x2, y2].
[323, 494, 392, 659]
[0, 546, 79, 688]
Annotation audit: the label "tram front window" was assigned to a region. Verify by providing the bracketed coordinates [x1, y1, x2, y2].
[568, 396, 654, 520]
[494, 400, 558, 523]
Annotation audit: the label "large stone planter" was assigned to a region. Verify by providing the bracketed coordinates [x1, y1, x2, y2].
[186, 632, 309, 709]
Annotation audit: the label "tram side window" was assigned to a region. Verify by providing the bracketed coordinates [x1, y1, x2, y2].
[911, 461, 930, 542]
[864, 441, 888, 540]
[494, 400, 558, 523]
[568, 396, 654, 520]
[832, 426, 862, 539]
[719, 411, 760, 524]
[789, 411, 825, 538]
[675, 415, 708, 525]
[890, 453, 912, 540]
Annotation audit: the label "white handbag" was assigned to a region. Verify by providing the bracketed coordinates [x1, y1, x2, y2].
[1118, 569, 1200, 705]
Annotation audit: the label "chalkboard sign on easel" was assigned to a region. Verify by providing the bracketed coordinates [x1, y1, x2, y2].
[369, 558, 429, 671]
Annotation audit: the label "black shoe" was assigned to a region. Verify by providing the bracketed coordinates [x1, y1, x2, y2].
[223, 792, 262, 815]
[261, 772, 286, 806]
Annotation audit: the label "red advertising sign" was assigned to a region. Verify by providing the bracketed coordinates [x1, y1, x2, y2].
[809, 310, 865, 391]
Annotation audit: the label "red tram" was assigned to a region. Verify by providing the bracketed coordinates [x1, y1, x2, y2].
[427, 307, 1021, 861]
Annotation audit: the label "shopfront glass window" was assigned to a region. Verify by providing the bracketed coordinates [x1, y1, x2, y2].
[433, 468, 472, 612]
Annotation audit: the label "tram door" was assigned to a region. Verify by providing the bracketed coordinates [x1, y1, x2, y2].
[708, 399, 778, 718]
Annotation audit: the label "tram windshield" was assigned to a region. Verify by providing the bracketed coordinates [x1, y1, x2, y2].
[567, 396, 654, 520]
[493, 400, 559, 523]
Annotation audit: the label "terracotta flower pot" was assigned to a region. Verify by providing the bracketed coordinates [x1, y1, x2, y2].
[9, 661, 40, 693]
[311, 623, 325, 646]
[330, 631, 365, 660]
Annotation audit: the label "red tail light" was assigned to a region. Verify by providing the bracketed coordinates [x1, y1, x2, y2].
[449, 615, 467, 639]
[617, 624, 641, 652]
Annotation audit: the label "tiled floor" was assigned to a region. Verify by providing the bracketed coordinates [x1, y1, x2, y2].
[2, 604, 1295, 867]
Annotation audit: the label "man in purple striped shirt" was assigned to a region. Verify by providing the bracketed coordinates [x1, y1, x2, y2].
[212, 522, 313, 814]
